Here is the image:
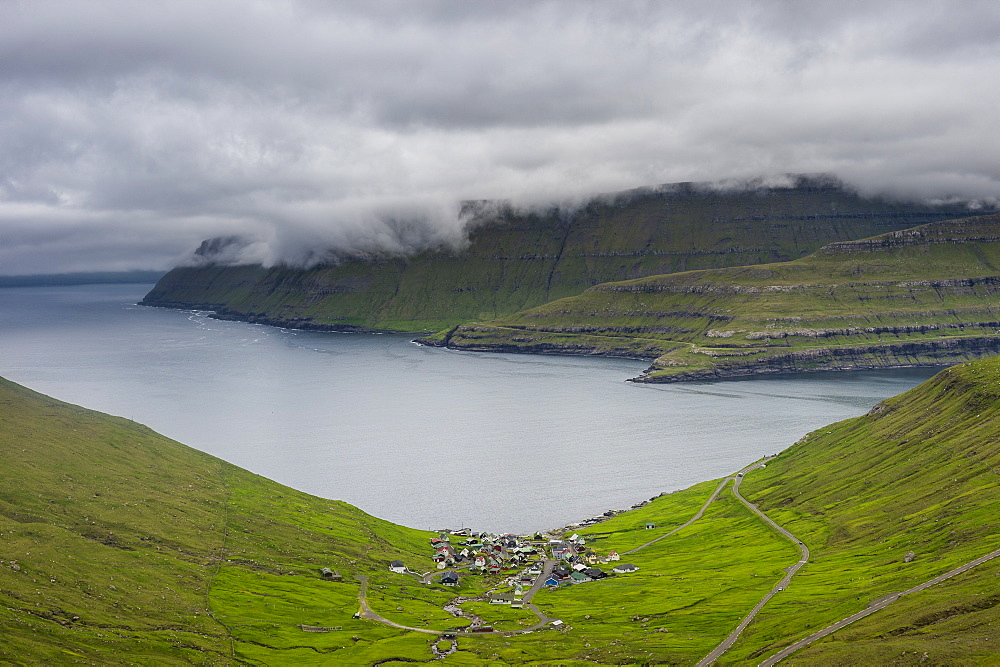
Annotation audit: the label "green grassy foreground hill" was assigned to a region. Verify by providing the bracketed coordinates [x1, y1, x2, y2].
[543, 354, 1000, 664]
[726, 352, 1000, 663]
[0, 377, 444, 664]
[429, 214, 1000, 382]
[142, 177, 976, 333]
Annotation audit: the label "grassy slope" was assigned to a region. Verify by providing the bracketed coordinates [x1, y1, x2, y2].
[437, 215, 1000, 381]
[143, 180, 975, 332]
[726, 355, 1000, 664]
[6, 355, 1000, 664]
[497, 356, 1000, 665]
[0, 377, 448, 664]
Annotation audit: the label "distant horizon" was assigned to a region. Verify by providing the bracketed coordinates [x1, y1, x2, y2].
[0, 270, 167, 285]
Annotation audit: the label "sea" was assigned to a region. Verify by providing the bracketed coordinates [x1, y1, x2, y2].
[0, 283, 938, 533]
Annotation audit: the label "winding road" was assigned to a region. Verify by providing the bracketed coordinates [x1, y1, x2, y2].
[758, 545, 1000, 666]
[356, 573, 559, 637]
[358, 458, 999, 664]
[356, 576, 440, 635]
[697, 467, 810, 666]
[626, 459, 773, 555]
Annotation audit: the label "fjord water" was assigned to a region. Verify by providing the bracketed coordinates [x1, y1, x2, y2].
[1, 284, 937, 533]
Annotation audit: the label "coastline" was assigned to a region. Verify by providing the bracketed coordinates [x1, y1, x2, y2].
[139, 299, 423, 335]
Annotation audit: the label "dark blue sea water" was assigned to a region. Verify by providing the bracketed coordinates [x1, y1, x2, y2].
[0, 283, 937, 532]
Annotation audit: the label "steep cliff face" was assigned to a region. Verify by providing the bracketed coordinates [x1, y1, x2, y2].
[143, 178, 977, 332]
[429, 214, 1000, 380]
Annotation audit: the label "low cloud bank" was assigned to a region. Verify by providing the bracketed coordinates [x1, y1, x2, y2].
[1, 1, 998, 274]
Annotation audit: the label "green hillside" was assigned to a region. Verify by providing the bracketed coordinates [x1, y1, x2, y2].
[429, 214, 1000, 382]
[727, 352, 1000, 663]
[549, 355, 1000, 664]
[142, 178, 976, 332]
[0, 377, 443, 664]
[4, 355, 1000, 663]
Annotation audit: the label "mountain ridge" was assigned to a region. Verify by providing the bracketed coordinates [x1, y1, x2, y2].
[142, 177, 980, 333]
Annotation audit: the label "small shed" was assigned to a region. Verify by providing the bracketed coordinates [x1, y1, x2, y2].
[319, 567, 342, 582]
[645, 523, 656, 530]
[389, 561, 407, 574]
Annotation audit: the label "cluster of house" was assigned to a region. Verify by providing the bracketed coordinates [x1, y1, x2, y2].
[542, 561, 639, 587]
[490, 560, 547, 607]
[428, 529, 543, 578]
[542, 533, 638, 585]
[387, 528, 639, 594]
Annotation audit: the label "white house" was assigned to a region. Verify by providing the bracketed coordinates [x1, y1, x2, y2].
[613, 563, 639, 574]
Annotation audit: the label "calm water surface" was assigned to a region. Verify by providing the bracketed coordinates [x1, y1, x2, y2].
[0, 284, 938, 532]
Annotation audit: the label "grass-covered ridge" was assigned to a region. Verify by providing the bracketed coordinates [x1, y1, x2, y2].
[143, 178, 977, 333]
[725, 352, 1000, 663]
[432, 214, 1000, 381]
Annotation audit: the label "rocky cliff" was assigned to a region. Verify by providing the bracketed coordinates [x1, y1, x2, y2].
[142, 177, 977, 332]
[425, 215, 1000, 381]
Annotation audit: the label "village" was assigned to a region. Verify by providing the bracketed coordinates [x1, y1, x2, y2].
[356, 496, 664, 633]
[387, 525, 641, 616]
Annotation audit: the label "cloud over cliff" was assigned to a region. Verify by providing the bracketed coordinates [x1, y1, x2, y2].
[1, 1, 998, 273]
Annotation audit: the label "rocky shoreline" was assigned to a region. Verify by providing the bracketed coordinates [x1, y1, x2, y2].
[412, 333, 660, 363]
[632, 336, 1000, 383]
[543, 492, 672, 537]
[140, 300, 421, 335]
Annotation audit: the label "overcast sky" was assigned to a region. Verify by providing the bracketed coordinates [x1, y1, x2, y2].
[1, 0, 999, 274]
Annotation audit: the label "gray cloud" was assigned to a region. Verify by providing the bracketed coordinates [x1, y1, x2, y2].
[1, 0, 998, 274]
